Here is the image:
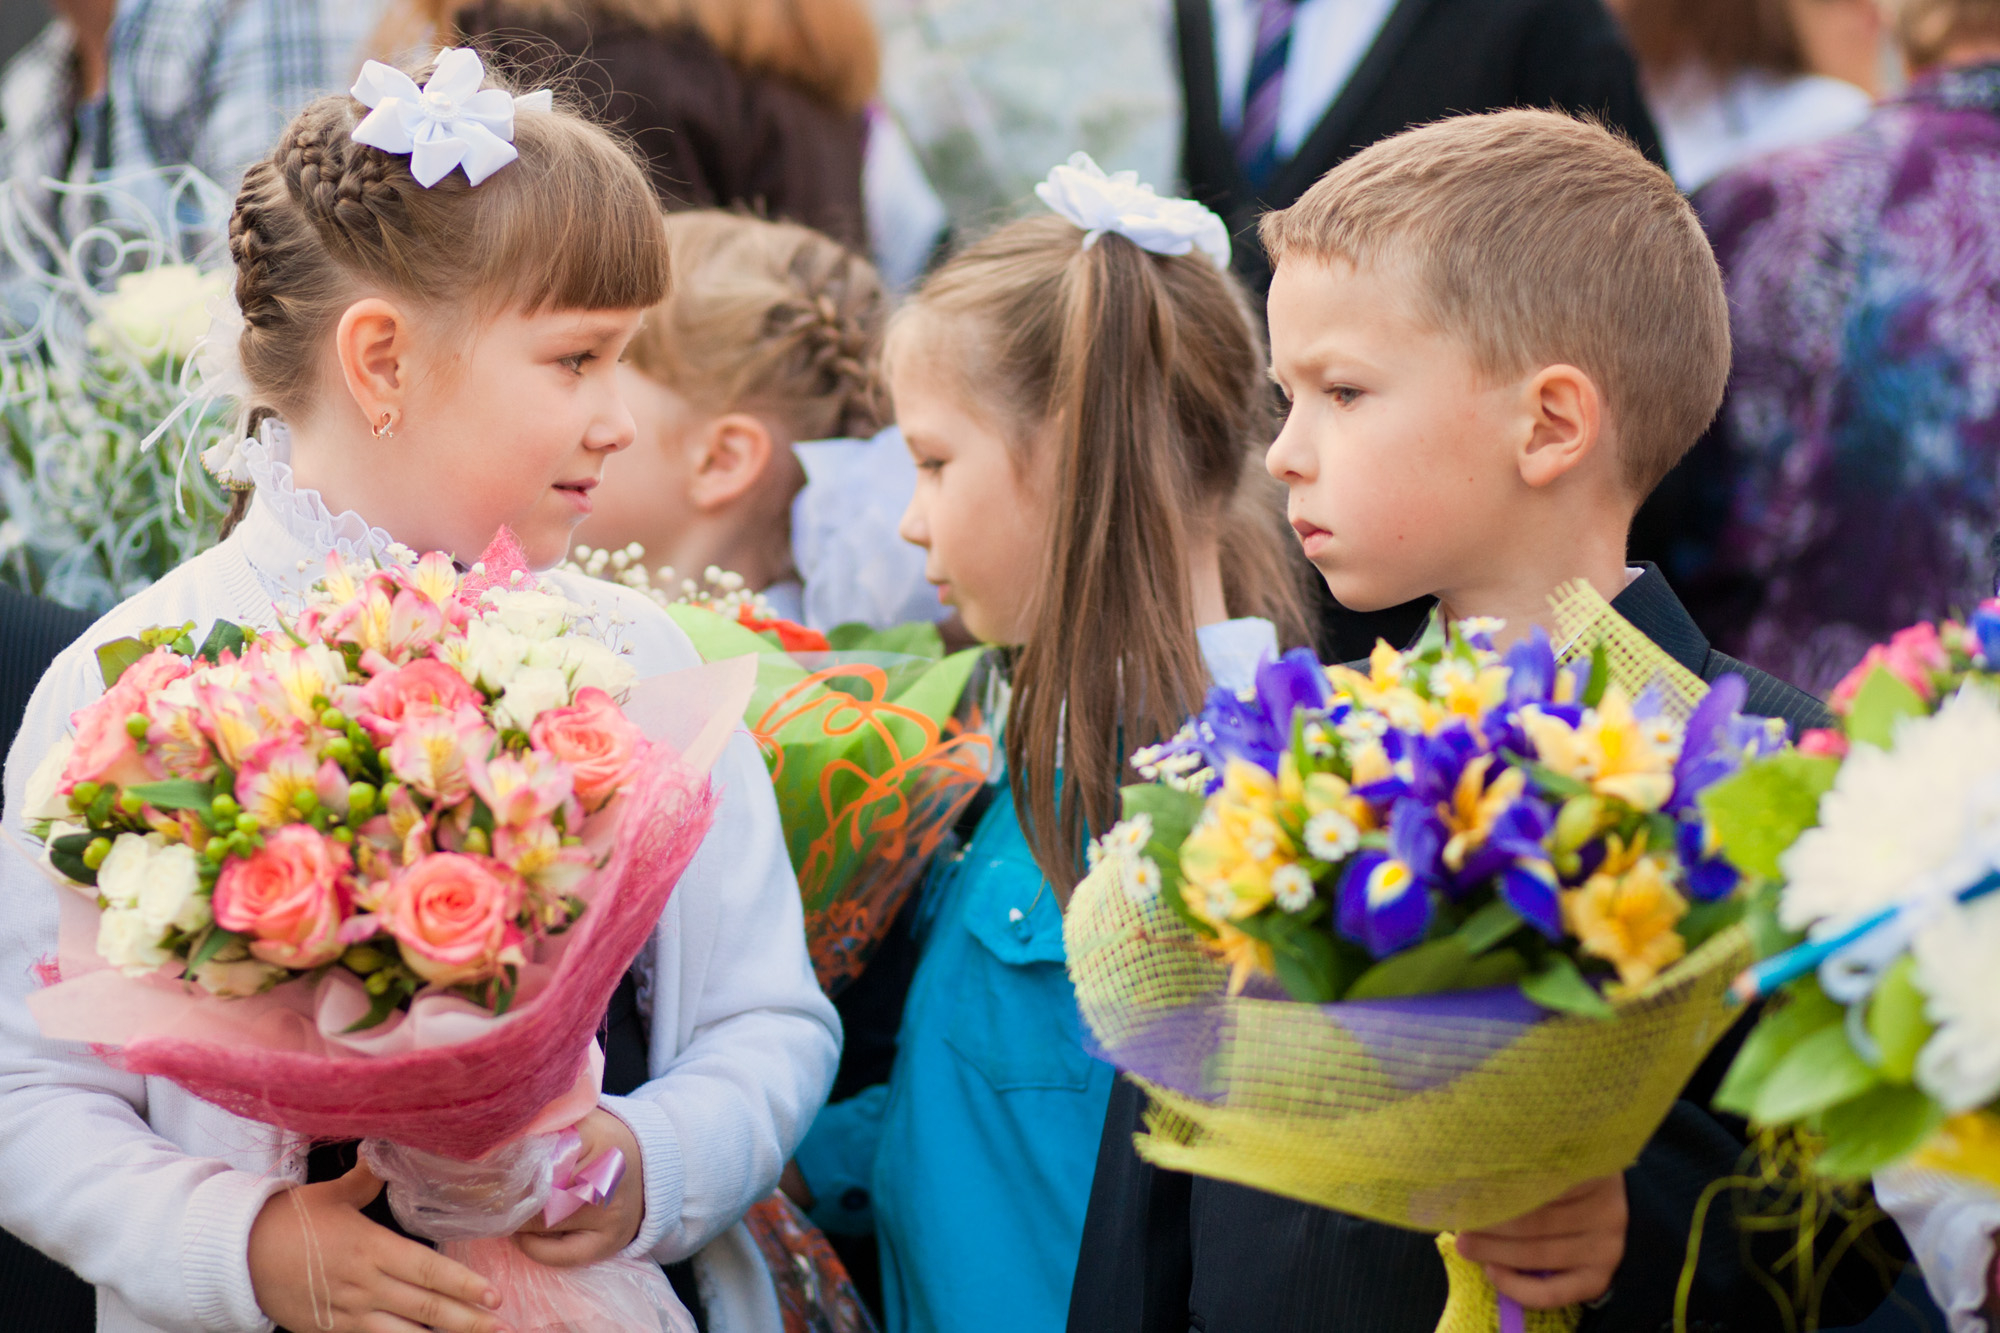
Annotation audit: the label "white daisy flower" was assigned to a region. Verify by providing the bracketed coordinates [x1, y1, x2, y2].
[1125, 857, 1163, 904]
[1305, 810, 1361, 862]
[1272, 863, 1316, 913]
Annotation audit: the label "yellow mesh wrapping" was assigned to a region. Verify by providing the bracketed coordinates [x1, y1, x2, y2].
[1548, 580, 1707, 723]
[1066, 586, 1752, 1231]
[1434, 1235, 1581, 1333]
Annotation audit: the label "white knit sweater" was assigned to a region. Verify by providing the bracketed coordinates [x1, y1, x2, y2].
[0, 430, 839, 1333]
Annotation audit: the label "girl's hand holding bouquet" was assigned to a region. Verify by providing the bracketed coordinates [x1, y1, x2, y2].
[20, 539, 752, 1333]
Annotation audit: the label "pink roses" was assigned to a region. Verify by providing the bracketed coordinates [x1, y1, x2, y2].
[379, 854, 524, 986]
[213, 825, 352, 969]
[1829, 622, 1949, 714]
[358, 658, 482, 738]
[60, 649, 189, 793]
[530, 687, 646, 810]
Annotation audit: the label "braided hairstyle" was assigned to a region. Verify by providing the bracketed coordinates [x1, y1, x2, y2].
[623, 210, 887, 443]
[222, 53, 671, 532]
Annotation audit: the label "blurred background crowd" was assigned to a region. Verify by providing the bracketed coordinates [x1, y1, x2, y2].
[2, 0, 2000, 1329]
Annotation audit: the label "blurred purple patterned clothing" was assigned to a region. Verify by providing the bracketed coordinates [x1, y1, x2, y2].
[1677, 63, 2000, 696]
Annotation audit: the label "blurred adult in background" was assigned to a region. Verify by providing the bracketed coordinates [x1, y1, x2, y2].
[0, 0, 377, 246]
[1177, 0, 1663, 663]
[1614, 0, 1883, 190]
[1639, 0, 2000, 698]
[867, 0, 1182, 239]
[386, 0, 948, 288]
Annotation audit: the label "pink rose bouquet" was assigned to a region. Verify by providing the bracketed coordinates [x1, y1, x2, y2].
[20, 537, 754, 1333]
[26, 546, 662, 1026]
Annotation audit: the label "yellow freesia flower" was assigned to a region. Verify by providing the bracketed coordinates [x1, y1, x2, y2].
[1562, 833, 1688, 991]
[1440, 756, 1526, 872]
[1519, 685, 1678, 812]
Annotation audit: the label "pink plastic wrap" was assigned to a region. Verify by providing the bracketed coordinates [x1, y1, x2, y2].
[363, 1130, 695, 1333]
[27, 658, 756, 1161]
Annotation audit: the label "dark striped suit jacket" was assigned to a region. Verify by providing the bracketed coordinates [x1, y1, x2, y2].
[1065, 568, 1898, 1333]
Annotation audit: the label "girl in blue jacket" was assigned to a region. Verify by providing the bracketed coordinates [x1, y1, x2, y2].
[790, 159, 1312, 1333]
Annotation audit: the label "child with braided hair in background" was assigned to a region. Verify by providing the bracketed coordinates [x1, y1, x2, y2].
[577, 209, 948, 638]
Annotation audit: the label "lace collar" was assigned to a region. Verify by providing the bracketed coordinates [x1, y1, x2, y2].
[229, 419, 399, 581]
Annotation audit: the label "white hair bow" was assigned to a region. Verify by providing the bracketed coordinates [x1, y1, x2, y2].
[350, 47, 554, 188]
[1034, 153, 1230, 270]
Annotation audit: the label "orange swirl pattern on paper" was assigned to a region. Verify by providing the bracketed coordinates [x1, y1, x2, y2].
[752, 664, 992, 993]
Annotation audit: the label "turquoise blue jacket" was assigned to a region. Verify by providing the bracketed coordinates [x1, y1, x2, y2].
[793, 620, 1275, 1333]
[795, 779, 1113, 1333]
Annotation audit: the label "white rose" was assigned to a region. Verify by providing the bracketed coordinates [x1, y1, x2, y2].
[462, 619, 530, 693]
[97, 905, 171, 975]
[192, 956, 284, 997]
[495, 666, 572, 732]
[135, 841, 210, 937]
[482, 589, 576, 641]
[560, 637, 634, 698]
[96, 832, 160, 910]
[22, 735, 76, 823]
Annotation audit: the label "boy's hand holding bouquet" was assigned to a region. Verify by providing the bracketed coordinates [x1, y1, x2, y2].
[18, 538, 753, 1333]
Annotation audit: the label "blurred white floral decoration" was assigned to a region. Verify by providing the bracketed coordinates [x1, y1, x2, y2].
[0, 168, 236, 614]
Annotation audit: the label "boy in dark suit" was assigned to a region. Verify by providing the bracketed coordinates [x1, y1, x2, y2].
[1068, 110, 1898, 1333]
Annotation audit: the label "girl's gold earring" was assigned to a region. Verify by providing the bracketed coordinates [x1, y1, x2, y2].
[372, 412, 396, 439]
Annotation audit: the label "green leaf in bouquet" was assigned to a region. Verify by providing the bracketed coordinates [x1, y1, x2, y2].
[1345, 935, 1526, 1001]
[1454, 899, 1524, 955]
[1867, 956, 1932, 1083]
[1697, 752, 1839, 881]
[1752, 1021, 1881, 1125]
[1715, 980, 1842, 1116]
[48, 831, 97, 886]
[1845, 666, 1929, 750]
[95, 637, 149, 689]
[1677, 898, 1746, 953]
[196, 621, 249, 664]
[1811, 1083, 1947, 1181]
[1231, 908, 1354, 1003]
[1744, 878, 1803, 962]
[826, 621, 945, 659]
[1120, 783, 1212, 937]
[186, 925, 246, 971]
[125, 779, 214, 814]
[1519, 952, 1615, 1019]
[1581, 640, 1611, 708]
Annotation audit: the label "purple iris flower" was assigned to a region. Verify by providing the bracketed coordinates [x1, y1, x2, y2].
[1454, 795, 1555, 887]
[1677, 819, 1740, 903]
[1666, 674, 1749, 814]
[1973, 606, 2000, 667]
[1186, 648, 1332, 777]
[1500, 859, 1564, 939]
[1502, 630, 1557, 707]
[1337, 798, 1444, 957]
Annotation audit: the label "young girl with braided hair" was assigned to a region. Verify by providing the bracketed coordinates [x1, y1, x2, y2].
[578, 208, 946, 633]
[786, 159, 1312, 1333]
[0, 50, 837, 1333]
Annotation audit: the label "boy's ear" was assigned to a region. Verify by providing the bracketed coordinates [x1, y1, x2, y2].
[687, 412, 778, 511]
[334, 298, 411, 428]
[1516, 363, 1603, 490]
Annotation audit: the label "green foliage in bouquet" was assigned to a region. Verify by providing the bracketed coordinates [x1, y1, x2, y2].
[1704, 610, 2000, 1183]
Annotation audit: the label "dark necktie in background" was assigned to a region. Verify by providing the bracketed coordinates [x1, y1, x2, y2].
[1236, 0, 1303, 189]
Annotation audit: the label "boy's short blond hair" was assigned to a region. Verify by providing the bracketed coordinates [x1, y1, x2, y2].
[1260, 109, 1729, 497]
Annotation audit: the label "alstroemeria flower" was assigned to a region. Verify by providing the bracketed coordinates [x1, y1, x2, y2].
[1337, 798, 1443, 957]
[1563, 833, 1688, 990]
[468, 748, 573, 826]
[236, 740, 321, 828]
[350, 49, 554, 188]
[387, 705, 492, 805]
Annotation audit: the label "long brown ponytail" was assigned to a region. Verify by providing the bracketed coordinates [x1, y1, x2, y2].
[896, 214, 1312, 893]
